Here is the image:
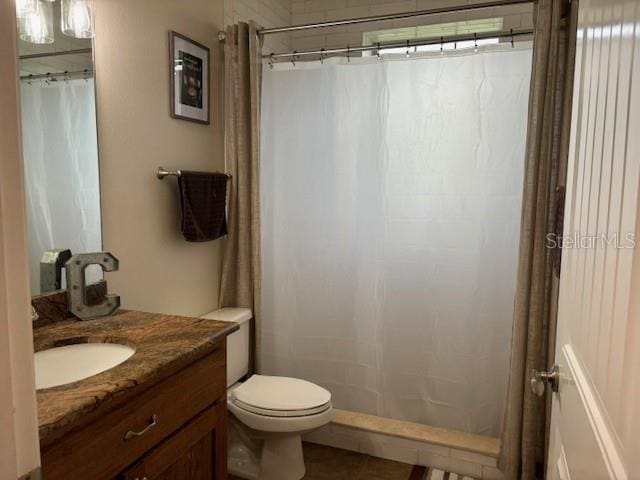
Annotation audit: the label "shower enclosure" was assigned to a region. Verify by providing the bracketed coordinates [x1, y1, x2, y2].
[260, 44, 532, 437]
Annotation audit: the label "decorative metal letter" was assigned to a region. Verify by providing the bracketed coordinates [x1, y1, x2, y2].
[40, 248, 72, 293]
[65, 252, 121, 320]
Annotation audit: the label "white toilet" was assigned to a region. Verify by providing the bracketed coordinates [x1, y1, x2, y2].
[202, 308, 334, 480]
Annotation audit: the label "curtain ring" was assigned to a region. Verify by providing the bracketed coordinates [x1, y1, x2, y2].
[291, 50, 297, 67]
[406, 39, 410, 57]
[26, 74, 33, 86]
[83, 69, 89, 82]
[510, 28, 515, 48]
[440, 36, 444, 55]
[269, 53, 274, 69]
[346, 45, 351, 63]
[377, 42, 381, 61]
[474, 32, 478, 52]
[63, 70, 70, 83]
[44, 72, 52, 85]
[320, 47, 325, 64]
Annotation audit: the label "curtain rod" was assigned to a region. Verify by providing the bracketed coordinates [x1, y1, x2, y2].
[20, 69, 94, 81]
[217, 0, 534, 41]
[19, 48, 92, 60]
[258, 0, 534, 36]
[263, 27, 533, 61]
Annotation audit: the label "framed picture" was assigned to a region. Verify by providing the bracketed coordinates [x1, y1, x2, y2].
[169, 31, 210, 124]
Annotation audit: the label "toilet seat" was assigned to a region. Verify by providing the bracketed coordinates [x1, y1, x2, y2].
[233, 399, 331, 418]
[229, 396, 334, 434]
[229, 374, 332, 418]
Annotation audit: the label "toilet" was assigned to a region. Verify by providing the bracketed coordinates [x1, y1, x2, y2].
[202, 308, 333, 480]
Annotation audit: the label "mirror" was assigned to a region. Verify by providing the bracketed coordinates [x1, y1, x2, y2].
[17, 0, 102, 295]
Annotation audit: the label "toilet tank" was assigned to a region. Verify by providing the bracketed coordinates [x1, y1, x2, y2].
[201, 308, 252, 387]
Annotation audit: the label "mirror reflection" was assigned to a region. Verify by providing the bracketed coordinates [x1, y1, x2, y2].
[17, 0, 101, 295]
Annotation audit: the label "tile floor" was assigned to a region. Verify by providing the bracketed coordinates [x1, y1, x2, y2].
[229, 442, 476, 480]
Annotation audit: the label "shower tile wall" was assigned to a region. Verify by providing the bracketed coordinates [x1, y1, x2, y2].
[224, 0, 293, 53]
[291, 0, 534, 52]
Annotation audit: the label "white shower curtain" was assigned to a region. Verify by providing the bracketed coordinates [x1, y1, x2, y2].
[260, 46, 532, 436]
[21, 79, 102, 294]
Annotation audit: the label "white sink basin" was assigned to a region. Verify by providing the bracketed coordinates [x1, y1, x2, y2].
[35, 343, 135, 390]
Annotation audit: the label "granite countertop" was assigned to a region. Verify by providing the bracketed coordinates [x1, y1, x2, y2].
[34, 309, 238, 446]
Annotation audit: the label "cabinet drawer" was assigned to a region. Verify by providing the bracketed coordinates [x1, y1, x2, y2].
[122, 400, 227, 480]
[42, 346, 226, 480]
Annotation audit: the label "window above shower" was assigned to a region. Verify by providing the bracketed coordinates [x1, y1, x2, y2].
[289, 1, 534, 54]
[362, 18, 504, 55]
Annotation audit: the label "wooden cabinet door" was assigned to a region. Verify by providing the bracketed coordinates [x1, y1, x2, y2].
[122, 400, 228, 480]
[153, 434, 212, 480]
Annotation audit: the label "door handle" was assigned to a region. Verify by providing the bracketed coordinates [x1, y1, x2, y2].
[530, 364, 560, 396]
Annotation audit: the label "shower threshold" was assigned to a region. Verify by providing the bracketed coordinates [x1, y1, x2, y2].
[303, 409, 501, 479]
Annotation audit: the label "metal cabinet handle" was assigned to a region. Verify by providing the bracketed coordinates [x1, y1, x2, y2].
[124, 414, 158, 440]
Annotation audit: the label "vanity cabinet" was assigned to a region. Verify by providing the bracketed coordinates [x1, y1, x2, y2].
[40, 343, 228, 480]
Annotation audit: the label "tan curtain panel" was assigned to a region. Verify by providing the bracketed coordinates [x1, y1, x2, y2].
[220, 22, 263, 372]
[499, 0, 577, 478]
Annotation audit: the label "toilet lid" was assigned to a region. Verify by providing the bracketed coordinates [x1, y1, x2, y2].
[230, 375, 332, 417]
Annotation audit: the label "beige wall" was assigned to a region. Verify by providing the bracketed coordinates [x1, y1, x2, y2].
[291, 0, 533, 51]
[0, 0, 41, 476]
[95, 0, 226, 317]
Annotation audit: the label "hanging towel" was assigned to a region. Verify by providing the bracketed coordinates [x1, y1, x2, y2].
[178, 171, 228, 242]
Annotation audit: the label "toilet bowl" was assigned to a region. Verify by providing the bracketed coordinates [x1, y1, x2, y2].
[202, 308, 333, 480]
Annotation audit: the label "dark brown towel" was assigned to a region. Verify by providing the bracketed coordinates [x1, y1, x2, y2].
[178, 171, 228, 242]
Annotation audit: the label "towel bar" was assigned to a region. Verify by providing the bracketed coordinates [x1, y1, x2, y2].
[157, 166, 232, 180]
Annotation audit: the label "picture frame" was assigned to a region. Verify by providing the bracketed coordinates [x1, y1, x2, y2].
[169, 31, 210, 124]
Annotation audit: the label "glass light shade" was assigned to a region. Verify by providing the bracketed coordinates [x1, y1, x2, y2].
[15, 0, 35, 19]
[19, 0, 54, 44]
[61, 0, 94, 39]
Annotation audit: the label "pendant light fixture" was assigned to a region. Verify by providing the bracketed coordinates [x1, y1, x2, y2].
[19, 0, 54, 44]
[16, 0, 94, 44]
[61, 0, 94, 39]
[15, 0, 33, 18]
